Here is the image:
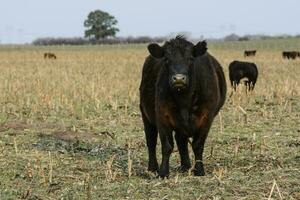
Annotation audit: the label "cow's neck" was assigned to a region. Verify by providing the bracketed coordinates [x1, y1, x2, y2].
[171, 88, 195, 124]
[171, 84, 196, 106]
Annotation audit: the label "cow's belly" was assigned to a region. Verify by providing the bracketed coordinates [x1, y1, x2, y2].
[173, 111, 210, 137]
[159, 103, 213, 137]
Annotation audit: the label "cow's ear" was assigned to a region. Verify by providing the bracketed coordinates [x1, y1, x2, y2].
[193, 40, 207, 57]
[148, 43, 164, 58]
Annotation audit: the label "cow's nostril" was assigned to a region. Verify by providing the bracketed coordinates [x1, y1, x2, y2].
[172, 74, 187, 83]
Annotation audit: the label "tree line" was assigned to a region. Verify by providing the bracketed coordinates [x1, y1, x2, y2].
[32, 36, 166, 46]
[32, 9, 300, 46]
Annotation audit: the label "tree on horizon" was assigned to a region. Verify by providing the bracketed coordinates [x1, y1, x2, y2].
[84, 10, 119, 40]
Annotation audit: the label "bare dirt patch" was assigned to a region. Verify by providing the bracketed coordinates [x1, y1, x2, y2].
[0, 121, 29, 133]
[51, 129, 114, 143]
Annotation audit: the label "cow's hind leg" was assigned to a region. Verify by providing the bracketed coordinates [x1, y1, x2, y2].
[175, 132, 191, 172]
[245, 81, 250, 92]
[233, 81, 237, 91]
[251, 80, 256, 90]
[248, 82, 251, 91]
[141, 112, 158, 172]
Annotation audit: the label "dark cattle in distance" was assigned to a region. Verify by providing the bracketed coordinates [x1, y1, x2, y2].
[244, 50, 257, 57]
[139, 36, 226, 177]
[229, 60, 258, 91]
[282, 51, 300, 60]
[44, 52, 57, 59]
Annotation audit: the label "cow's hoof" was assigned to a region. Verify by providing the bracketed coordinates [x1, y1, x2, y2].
[157, 173, 169, 179]
[158, 170, 169, 179]
[193, 169, 205, 176]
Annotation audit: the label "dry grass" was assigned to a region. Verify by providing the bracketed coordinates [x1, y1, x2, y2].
[0, 42, 299, 199]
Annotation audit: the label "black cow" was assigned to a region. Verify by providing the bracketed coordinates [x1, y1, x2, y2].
[244, 50, 257, 57]
[139, 36, 227, 177]
[229, 61, 258, 91]
[282, 51, 300, 60]
[44, 52, 57, 59]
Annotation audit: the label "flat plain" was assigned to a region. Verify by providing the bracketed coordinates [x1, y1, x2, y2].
[0, 39, 299, 199]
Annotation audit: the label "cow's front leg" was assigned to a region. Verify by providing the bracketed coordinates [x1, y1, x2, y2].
[192, 121, 212, 176]
[141, 115, 158, 172]
[158, 125, 173, 178]
[175, 131, 191, 172]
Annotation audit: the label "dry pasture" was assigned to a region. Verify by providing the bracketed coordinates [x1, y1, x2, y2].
[0, 42, 299, 199]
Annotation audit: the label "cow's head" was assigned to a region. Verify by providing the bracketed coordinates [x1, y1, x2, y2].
[148, 36, 207, 92]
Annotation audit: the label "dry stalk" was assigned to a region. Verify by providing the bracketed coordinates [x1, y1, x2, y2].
[259, 136, 264, 155]
[268, 179, 283, 200]
[219, 111, 223, 134]
[105, 155, 117, 181]
[260, 136, 268, 155]
[234, 136, 240, 156]
[251, 133, 256, 153]
[72, 125, 76, 132]
[84, 173, 92, 200]
[275, 143, 284, 168]
[238, 105, 247, 124]
[36, 156, 48, 185]
[127, 141, 132, 178]
[13, 137, 18, 155]
[282, 100, 289, 111]
[48, 151, 53, 184]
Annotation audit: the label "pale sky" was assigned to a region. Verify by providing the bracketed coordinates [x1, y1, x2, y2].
[0, 0, 299, 44]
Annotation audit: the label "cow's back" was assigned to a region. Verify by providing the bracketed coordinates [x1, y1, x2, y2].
[229, 60, 258, 82]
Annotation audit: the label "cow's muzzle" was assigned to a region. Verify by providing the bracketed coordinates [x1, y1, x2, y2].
[171, 74, 188, 90]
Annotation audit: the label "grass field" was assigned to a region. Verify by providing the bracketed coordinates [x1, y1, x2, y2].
[0, 39, 299, 199]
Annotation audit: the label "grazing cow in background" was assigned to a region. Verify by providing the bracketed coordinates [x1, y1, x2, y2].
[139, 36, 226, 177]
[244, 50, 257, 57]
[282, 51, 299, 60]
[229, 60, 258, 91]
[282, 51, 288, 59]
[44, 52, 57, 59]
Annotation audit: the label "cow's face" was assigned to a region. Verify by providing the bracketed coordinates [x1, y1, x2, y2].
[148, 40, 207, 92]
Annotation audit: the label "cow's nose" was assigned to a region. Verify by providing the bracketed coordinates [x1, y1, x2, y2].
[172, 74, 187, 83]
